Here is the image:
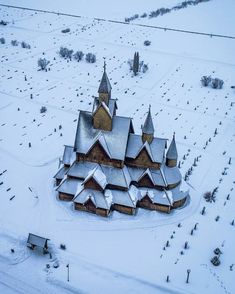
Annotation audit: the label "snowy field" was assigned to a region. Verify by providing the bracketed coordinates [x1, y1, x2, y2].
[0, 1, 235, 293]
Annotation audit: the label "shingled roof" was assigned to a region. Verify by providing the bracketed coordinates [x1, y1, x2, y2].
[74, 111, 132, 161]
[166, 134, 178, 160]
[98, 64, 112, 93]
[142, 106, 154, 135]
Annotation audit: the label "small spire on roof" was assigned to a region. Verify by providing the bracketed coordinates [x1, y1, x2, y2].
[142, 105, 154, 135]
[103, 58, 106, 72]
[98, 60, 112, 95]
[166, 133, 178, 160]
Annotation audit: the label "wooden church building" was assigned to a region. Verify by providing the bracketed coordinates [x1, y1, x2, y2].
[54, 63, 189, 217]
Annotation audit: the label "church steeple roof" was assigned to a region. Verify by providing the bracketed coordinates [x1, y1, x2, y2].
[166, 133, 178, 160]
[98, 61, 112, 94]
[142, 105, 154, 135]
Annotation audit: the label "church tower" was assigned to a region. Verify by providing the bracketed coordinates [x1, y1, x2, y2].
[93, 62, 113, 131]
[142, 105, 154, 144]
[98, 61, 111, 105]
[166, 133, 178, 167]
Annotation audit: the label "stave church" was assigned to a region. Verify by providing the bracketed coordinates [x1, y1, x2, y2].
[54, 63, 189, 217]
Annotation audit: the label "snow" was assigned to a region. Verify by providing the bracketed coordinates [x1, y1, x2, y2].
[0, 1, 235, 294]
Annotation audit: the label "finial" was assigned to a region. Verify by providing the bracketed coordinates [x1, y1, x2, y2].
[149, 104, 151, 111]
[173, 132, 175, 139]
[103, 58, 106, 72]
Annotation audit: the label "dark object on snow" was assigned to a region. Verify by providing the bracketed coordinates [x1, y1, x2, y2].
[53, 261, 59, 268]
[11, 248, 15, 253]
[214, 248, 222, 255]
[203, 191, 216, 203]
[40, 106, 47, 113]
[85, 53, 96, 63]
[0, 20, 7, 25]
[144, 40, 151, 46]
[60, 244, 66, 250]
[201, 75, 211, 87]
[61, 28, 70, 33]
[211, 256, 220, 266]
[27, 233, 50, 254]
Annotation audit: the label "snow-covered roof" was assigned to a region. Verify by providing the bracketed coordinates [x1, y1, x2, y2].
[86, 132, 111, 157]
[110, 189, 136, 208]
[67, 161, 98, 179]
[62, 145, 76, 165]
[163, 165, 182, 185]
[83, 166, 107, 190]
[142, 106, 154, 135]
[56, 177, 83, 196]
[139, 188, 171, 206]
[170, 180, 189, 202]
[137, 168, 155, 184]
[166, 135, 178, 160]
[74, 188, 112, 209]
[53, 165, 69, 180]
[74, 111, 132, 161]
[27, 233, 49, 248]
[126, 133, 167, 163]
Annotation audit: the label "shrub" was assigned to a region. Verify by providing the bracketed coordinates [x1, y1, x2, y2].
[38, 58, 50, 70]
[211, 78, 224, 89]
[201, 75, 211, 87]
[11, 40, 19, 46]
[21, 41, 31, 49]
[40, 106, 47, 113]
[59, 47, 73, 59]
[74, 51, 84, 62]
[0, 37, 6, 44]
[85, 53, 96, 63]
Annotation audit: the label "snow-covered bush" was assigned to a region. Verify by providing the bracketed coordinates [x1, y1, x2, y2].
[85, 53, 96, 63]
[144, 40, 151, 46]
[0, 37, 6, 44]
[59, 47, 73, 59]
[38, 58, 50, 70]
[21, 41, 31, 49]
[142, 63, 148, 73]
[11, 40, 19, 46]
[40, 106, 47, 113]
[211, 78, 224, 89]
[74, 51, 84, 62]
[201, 75, 211, 87]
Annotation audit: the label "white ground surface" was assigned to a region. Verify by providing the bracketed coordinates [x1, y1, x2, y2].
[0, 1, 235, 293]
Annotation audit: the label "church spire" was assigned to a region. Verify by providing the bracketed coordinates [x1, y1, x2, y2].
[166, 133, 178, 167]
[142, 105, 154, 143]
[98, 59, 112, 105]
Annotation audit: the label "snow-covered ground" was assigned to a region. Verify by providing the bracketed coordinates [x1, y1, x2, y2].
[0, 1, 235, 293]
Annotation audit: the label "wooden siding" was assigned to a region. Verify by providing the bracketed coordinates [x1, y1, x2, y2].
[125, 148, 160, 169]
[58, 192, 74, 201]
[166, 158, 177, 167]
[93, 104, 112, 131]
[113, 204, 136, 215]
[138, 174, 155, 188]
[84, 177, 104, 191]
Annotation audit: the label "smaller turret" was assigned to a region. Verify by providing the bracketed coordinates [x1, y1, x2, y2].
[166, 133, 178, 167]
[142, 105, 154, 144]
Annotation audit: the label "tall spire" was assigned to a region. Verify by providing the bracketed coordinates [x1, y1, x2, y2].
[166, 133, 178, 167]
[98, 59, 112, 104]
[142, 105, 154, 143]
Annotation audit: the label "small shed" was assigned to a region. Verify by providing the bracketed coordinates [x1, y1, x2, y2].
[27, 233, 50, 254]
